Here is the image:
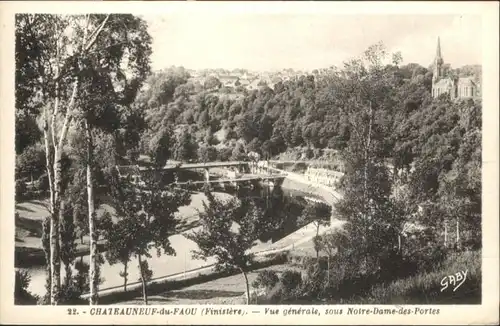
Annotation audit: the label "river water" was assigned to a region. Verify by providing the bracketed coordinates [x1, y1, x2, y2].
[20, 183, 320, 298]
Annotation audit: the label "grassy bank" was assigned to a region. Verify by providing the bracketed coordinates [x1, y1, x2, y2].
[253, 249, 481, 305]
[357, 250, 481, 304]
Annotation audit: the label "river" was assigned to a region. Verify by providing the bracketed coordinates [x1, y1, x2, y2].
[20, 184, 320, 298]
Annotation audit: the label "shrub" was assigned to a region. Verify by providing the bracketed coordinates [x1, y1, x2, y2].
[59, 282, 88, 305]
[300, 262, 327, 299]
[36, 174, 49, 192]
[15, 180, 28, 201]
[218, 147, 233, 162]
[406, 243, 448, 273]
[280, 270, 302, 293]
[261, 270, 304, 303]
[252, 270, 279, 290]
[15, 270, 38, 305]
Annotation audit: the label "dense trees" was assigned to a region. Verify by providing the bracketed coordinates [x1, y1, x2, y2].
[134, 52, 480, 167]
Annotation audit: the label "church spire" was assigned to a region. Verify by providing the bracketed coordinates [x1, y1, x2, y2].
[433, 36, 444, 82]
[435, 36, 443, 64]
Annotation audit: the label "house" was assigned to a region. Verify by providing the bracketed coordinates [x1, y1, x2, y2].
[304, 167, 344, 187]
[219, 75, 240, 87]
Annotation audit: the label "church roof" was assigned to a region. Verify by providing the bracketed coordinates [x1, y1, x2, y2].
[434, 78, 454, 88]
[457, 77, 476, 87]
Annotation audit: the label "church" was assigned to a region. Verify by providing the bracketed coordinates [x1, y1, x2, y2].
[431, 37, 479, 100]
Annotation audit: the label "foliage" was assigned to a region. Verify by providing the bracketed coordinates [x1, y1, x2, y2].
[359, 250, 481, 304]
[186, 190, 266, 304]
[187, 191, 262, 272]
[15, 143, 46, 180]
[204, 76, 222, 90]
[252, 270, 280, 290]
[15, 180, 28, 201]
[173, 129, 198, 162]
[105, 167, 191, 303]
[148, 126, 175, 168]
[263, 269, 304, 303]
[198, 145, 218, 163]
[15, 270, 39, 305]
[279, 270, 303, 294]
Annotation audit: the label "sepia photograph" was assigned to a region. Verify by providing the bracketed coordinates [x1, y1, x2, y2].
[1, 1, 498, 325]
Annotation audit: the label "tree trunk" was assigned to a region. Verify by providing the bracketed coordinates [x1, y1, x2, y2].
[85, 121, 98, 305]
[444, 221, 448, 248]
[315, 222, 320, 261]
[363, 101, 373, 211]
[48, 77, 78, 305]
[64, 262, 72, 287]
[123, 261, 128, 292]
[42, 217, 52, 300]
[456, 217, 460, 250]
[240, 268, 251, 305]
[327, 255, 330, 285]
[51, 145, 63, 305]
[42, 127, 55, 303]
[138, 255, 148, 305]
[363, 102, 373, 271]
[398, 234, 402, 254]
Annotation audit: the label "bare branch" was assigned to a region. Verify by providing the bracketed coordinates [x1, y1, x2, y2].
[57, 79, 79, 150]
[83, 15, 111, 53]
[42, 127, 54, 215]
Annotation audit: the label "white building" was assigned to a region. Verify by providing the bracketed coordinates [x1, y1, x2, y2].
[304, 167, 344, 187]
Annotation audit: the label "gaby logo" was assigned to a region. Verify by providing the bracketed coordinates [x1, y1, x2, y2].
[440, 270, 468, 292]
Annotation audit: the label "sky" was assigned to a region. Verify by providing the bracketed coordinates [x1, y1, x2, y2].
[144, 14, 482, 72]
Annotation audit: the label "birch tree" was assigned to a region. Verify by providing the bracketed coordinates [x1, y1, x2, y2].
[68, 14, 151, 304]
[16, 13, 151, 304]
[16, 14, 103, 304]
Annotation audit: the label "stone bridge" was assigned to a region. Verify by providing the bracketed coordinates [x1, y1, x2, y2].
[116, 160, 343, 224]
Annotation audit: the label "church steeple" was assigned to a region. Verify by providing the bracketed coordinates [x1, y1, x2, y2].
[433, 36, 444, 82]
[435, 36, 443, 63]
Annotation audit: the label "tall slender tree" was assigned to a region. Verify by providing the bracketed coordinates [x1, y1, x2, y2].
[333, 43, 406, 273]
[71, 14, 151, 304]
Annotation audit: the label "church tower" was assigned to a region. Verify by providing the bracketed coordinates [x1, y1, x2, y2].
[433, 36, 444, 83]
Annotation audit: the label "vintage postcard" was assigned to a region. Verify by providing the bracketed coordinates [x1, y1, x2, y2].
[0, 1, 498, 325]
